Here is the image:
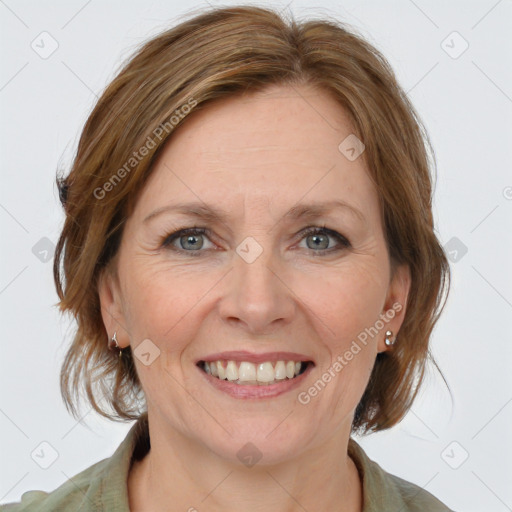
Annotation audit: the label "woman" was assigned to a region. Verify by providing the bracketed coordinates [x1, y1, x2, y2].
[1, 5, 453, 511]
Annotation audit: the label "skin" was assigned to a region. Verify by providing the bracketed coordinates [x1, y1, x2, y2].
[99, 83, 411, 512]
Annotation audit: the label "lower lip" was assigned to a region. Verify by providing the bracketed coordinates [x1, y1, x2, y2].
[197, 363, 314, 399]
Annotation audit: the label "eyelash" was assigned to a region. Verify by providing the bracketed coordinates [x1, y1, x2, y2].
[160, 225, 351, 257]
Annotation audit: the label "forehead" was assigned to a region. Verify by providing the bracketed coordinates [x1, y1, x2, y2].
[133, 84, 379, 225]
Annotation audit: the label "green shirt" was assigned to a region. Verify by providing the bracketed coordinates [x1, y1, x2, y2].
[1, 417, 454, 511]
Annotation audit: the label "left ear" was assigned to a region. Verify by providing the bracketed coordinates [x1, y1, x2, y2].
[97, 265, 130, 350]
[377, 263, 411, 353]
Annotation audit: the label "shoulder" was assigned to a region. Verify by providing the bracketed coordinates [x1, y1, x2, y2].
[0, 417, 147, 512]
[384, 472, 454, 511]
[348, 438, 455, 512]
[0, 491, 48, 511]
[0, 456, 111, 511]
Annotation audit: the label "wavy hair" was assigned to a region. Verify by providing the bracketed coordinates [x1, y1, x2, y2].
[54, 5, 450, 433]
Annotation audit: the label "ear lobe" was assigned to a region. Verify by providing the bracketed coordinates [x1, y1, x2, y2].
[378, 264, 411, 353]
[97, 268, 127, 348]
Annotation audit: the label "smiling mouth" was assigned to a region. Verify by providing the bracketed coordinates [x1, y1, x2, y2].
[197, 359, 312, 385]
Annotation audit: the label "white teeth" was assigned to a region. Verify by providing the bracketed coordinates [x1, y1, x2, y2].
[257, 362, 275, 382]
[217, 361, 226, 380]
[202, 359, 308, 384]
[274, 361, 287, 380]
[286, 361, 295, 379]
[238, 362, 256, 381]
[226, 361, 238, 381]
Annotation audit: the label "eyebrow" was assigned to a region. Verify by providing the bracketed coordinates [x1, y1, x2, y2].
[143, 199, 366, 225]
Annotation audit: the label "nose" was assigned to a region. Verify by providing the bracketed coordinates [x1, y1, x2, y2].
[218, 244, 295, 335]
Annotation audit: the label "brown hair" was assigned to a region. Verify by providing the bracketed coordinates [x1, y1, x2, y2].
[54, 5, 450, 433]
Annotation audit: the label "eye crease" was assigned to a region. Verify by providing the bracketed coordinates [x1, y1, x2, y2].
[160, 225, 351, 257]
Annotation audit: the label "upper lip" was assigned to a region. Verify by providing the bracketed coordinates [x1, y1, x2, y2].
[197, 350, 315, 365]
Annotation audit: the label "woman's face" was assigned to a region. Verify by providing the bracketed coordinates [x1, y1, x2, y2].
[100, 83, 410, 465]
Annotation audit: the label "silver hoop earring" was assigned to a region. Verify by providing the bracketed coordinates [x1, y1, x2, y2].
[108, 331, 123, 358]
[384, 330, 396, 347]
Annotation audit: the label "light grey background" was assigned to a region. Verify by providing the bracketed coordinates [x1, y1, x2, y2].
[1, 1, 511, 510]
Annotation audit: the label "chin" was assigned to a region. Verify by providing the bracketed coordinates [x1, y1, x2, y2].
[199, 420, 309, 468]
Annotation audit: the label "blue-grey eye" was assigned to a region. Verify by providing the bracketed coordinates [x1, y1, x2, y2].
[180, 233, 204, 250]
[300, 227, 350, 252]
[163, 227, 212, 253]
[306, 232, 330, 250]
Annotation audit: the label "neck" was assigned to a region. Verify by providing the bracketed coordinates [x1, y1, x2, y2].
[128, 415, 362, 512]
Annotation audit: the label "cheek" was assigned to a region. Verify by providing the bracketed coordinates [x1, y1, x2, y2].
[120, 258, 215, 344]
[304, 265, 386, 414]
[296, 259, 388, 347]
